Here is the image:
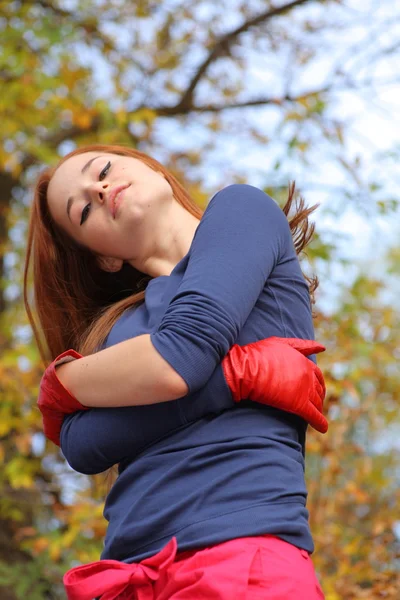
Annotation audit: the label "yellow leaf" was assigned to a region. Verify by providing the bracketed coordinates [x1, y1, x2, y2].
[73, 112, 93, 129]
[130, 108, 157, 124]
[116, 109, 128, 126]
[33, 538, 50, 554]
[49, 542, 61, 561]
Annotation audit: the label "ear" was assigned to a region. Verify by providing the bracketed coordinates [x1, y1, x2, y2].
[96, 255, 124, 273]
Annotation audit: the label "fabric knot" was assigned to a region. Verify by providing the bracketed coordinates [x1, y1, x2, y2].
[63, 538, 178, 600]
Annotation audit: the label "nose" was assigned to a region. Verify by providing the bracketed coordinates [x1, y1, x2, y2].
[87, 180, 109, 204]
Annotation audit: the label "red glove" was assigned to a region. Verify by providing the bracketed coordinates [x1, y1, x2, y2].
[38, 349, 88, 446]
[222, 337, 328, 433]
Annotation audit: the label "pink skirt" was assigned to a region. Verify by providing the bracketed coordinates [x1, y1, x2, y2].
[64, 535, 325, 600]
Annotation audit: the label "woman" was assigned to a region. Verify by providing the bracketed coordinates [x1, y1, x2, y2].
[25, 145, 326, 599]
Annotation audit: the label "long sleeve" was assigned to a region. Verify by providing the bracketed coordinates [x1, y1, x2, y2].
[60, 401, 185, 475]
[60, 366, 231, 475]
[150, 184, 289, 392]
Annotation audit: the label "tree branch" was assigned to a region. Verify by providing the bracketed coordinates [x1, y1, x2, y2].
[176, 0, 317, 111]
[17, 85, 330, 177]
[158, 86, 330, 115]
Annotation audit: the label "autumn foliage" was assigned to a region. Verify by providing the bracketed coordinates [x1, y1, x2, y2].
[0, 1, 399, 599]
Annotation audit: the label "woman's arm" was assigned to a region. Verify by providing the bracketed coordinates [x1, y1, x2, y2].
[60, 401, 188, 475]
[60, 339, 326, 474]
[56, 334, 188, 408]
[59, 364, 233, 475]
[56, 185, 289, 408]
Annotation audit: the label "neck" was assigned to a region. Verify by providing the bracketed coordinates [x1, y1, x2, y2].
[129, 201, 200, 278]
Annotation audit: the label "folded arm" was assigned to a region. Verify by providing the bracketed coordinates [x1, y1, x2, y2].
[60, 337, 326, 474]
[55, 334, 188, 408]
[59, 356, 236, 475]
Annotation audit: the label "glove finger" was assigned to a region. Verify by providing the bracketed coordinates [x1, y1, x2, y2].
[305, 403, 329, 434]
[313, 365, 326, 399]
[268, 337, 326, 356]
[311, 375, 324, 407]
[310, 387, 323, 412]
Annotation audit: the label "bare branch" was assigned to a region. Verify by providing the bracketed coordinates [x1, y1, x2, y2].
[17, 85, 330, 175]
[158, 86, 331, 115]
[176, 0, 317, 111]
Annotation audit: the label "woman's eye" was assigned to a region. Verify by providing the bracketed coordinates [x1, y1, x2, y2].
[80, 203, 91, 225]
[99, 161, 111, 181]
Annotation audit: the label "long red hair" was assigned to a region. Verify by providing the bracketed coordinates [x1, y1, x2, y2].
[24, 144, 318, 363]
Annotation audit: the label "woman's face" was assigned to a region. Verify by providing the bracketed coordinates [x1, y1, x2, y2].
[47, 152, 173, 266]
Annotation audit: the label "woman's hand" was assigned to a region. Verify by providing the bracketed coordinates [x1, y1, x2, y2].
[222, 337, 328, 433]
[38, 349, 88, 446]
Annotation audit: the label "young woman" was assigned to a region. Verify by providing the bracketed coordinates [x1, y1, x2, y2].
[25, 145, 327, 599]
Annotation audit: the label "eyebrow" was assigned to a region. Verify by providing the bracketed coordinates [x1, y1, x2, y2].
[81, 155, 100, 174]
[66, 156, 101, 222]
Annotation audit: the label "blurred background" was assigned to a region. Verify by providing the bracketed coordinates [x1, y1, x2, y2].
[0, 1, 399, 598]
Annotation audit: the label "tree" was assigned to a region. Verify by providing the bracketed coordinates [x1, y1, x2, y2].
[0, 0, 399, 597]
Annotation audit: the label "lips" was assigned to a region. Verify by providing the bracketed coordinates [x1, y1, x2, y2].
[108, 184, 130, 218]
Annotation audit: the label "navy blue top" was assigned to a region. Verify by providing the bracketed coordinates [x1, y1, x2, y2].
[61, 184, 316, 562]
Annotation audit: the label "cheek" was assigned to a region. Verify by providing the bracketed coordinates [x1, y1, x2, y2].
[147, 177, 172, 204]
[85, 221, 116, 253]
[87, 219, 132, 259]
[160, 177, 172, 194]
